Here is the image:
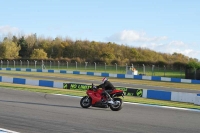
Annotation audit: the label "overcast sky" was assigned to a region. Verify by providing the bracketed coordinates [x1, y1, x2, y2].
[0, 0, 200, 60]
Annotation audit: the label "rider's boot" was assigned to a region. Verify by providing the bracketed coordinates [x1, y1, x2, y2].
[104, 92, 114, 104]
[107, 98, 114, 104]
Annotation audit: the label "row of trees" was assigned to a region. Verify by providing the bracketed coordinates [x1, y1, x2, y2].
[0, 34, 198, 65]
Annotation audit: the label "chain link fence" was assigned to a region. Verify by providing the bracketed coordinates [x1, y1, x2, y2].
[0, 59, 188, 79]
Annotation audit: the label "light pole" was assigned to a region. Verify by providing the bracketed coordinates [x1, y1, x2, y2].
[66, 61, 68, 69]
[27, 60, 29, 68]
[7, 60, 9, 68]
[105, 63, 106, 71]
[94, 62, 96, 71]
[50, 61, 51, 69]
[13, 60, 15, 68]
[75, 61, 77, 69]
[58, 61, 60, 69]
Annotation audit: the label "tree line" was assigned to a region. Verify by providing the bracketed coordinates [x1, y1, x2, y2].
[0, 33, 198, 67]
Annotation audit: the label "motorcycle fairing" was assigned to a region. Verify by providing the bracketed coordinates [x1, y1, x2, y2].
[87, 89, 103, 104]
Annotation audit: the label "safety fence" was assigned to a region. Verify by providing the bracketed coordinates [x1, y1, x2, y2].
[0, 60, 186, 78]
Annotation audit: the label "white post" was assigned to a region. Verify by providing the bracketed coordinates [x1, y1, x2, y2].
[58, 61, 60, 69]
[85, 62, 88, 69]
[13, 60, 15, 68]
[66, 61, 68, 69]
[41, 60, 43, 69]
[152, 65, 155, 76]
[7, 60, 9, 68]
[143, 64, 145, 75]
[164, 65, 166, 77]
[27, 60, 29, 68]
[34, 60, 37, 69]
[20, 60, 22, 68]
[75, 61, 77, 69]
[125, 63, 128, 73]
[0, 60, 2, 68]
[94, 62, 96, 71]
[115, 63, 117, 72]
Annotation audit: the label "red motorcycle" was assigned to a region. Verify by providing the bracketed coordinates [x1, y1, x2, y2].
[80, 84, 124, 111]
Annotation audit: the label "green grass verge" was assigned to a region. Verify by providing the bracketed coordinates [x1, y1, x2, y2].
[0, 82, 199, 110]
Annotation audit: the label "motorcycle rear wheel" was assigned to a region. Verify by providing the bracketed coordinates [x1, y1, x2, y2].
[109, 98, 123, 111]
[80, 96, 92, 108]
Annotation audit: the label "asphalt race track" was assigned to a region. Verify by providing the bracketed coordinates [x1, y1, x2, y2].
[0, 88, 200, 133]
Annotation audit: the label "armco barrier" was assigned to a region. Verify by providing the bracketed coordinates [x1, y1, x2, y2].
[0, 75, 199, 105]
[0, 68, 200, 84]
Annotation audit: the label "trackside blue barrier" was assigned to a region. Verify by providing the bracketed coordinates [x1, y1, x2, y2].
[87, 72, 94, 76]
[39, 80, 54, 87]
[147, 90, 171, 101]
[171, 78, 181, 83]
[48, 70, 54, 73]
[192, 80, 200, 84]
[6, 68, 11, 71]
[134, 75, 143, 80]
[73, 71, 80, 74]
[26, 68, 31, 72]
[152, 76, 161, 81]
[101, 73, 109, 77]
[13, 78, 26, 84]
[16, 68, 21, 71]
[60, 70, 66, 73]
[37, 69, 42, 72]
[117, 74, 125, 78]
[0, 68, 200, 84]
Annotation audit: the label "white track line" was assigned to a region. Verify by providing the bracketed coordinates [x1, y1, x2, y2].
[0, 128, 20, 133]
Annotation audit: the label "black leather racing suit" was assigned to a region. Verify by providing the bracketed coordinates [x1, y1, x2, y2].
[97, 80, 115, 100]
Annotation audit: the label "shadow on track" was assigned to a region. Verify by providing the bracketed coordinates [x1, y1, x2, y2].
[0, 100, 111, 111]
[0, 99, 81, 109]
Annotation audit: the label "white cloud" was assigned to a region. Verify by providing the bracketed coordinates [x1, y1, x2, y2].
[106, 30, 200, 60]
[106, 30, 167, 43]
[0, 25, 20, 34]
[143, 41, 200, 60]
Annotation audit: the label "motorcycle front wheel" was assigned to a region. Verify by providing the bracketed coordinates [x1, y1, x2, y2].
[80, 96, 92, 108]
[109, 98, 123, 111]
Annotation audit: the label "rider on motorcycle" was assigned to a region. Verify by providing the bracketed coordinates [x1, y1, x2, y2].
[96, 77, 115, 104]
